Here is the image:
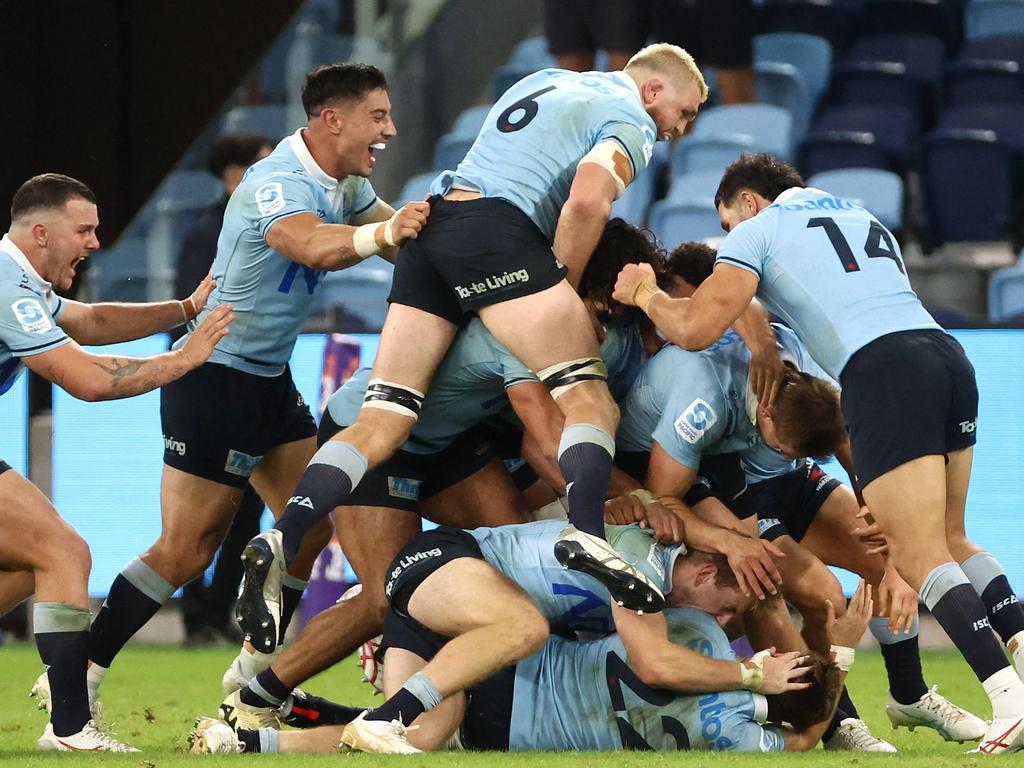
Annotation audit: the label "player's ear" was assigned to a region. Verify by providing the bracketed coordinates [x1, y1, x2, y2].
[641, 76, 664, 105]
[319, 105, 343, 135]
[31, 221, 48, 248]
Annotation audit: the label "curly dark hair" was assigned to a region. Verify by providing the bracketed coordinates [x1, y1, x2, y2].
[714, 153, 805, 209]
[768, 651, 842, 731]
[665, 241, 716, 289]
[580, 218, 666, 324]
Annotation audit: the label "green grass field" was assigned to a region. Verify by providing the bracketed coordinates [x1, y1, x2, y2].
[0, 643, 996, 766]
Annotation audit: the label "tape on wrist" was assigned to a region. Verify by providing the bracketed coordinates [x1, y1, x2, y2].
[629, 489, 657, 506]
[180, 297, 197, 322]
[739, 660, 765, 692]
[631, 280, 664, 314]
[830, 644, 855, 672]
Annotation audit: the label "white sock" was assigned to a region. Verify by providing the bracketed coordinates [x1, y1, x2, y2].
[86, 664, 108, 703]
[983, 666, 1024, 720]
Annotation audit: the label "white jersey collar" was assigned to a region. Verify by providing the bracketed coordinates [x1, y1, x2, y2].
[0, 233, 52, 291]
[289, 128, 338, 190]
[611, 71, 644, 106]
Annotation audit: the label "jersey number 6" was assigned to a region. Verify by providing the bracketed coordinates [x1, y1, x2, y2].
[496, 86, 557, 133]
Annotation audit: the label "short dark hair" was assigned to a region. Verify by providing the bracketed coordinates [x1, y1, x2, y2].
[581, 217, 666, 325]
[665, 241, 716, 288]
[773, 367, 846, 459]
[685, 549, 739, 590]
[11, 173, 96, 221]
[207, 132, 272, 178]
[301, 63, 389, 117]
[768, 651, 842, 730]
[714, 153, 805, 209]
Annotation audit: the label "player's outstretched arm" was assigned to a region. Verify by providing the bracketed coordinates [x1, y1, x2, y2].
[265, 201, 429, 272]
[55, 273, 217, 345]
[613, 263, 759, 351]
[23, 304, 233, 401]
[613, 605, 812, 695]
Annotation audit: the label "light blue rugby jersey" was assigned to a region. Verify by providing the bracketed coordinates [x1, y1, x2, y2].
[325, 319, 645, 455]
[183, 129, 380, 376]
[0, 235, 70, 396]
[715, 187, 939, 380]
[431, 69, 657, 241]
[617, 325, 831, 484]
[508, 606, 783, 752]
[467, 519, 679, 636]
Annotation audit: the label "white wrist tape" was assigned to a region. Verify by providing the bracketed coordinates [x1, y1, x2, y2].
[352, 213, 400, 259]
[739, 649, 772, 692]
[830, 644, 856, 672]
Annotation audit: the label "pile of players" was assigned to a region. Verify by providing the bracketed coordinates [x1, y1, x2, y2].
[5, 42, 1024, 755]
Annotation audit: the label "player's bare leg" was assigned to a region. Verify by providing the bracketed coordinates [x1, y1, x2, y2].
[479, 281, 662, 611]
[0, 569, 35, 615]
[865, 452, 1024, 753]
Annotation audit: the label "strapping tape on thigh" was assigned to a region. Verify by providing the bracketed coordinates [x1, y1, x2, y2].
[361, 379, 426, 420]
[538, 357, 608, 399]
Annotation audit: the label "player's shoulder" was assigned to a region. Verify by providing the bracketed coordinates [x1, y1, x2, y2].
[0, 253, 40, 298]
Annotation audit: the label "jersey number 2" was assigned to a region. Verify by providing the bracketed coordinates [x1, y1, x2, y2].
[496, 86, 556, 133]
[807, 217, 905, 275]
[606, 651, 691, 751]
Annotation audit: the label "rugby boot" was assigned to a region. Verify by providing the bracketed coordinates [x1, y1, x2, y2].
[236, 530, 285, 653]
[824, 718, 898, 752]
[37, 720, 138, 752]
[188, 717, 244, 754]
[886, 685, 987, 742]
[554, 523, 665, 612]
[339, 711, 421, 754]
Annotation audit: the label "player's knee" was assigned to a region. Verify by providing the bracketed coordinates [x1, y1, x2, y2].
[507, 607, 549, 658]
[60, 530, 92, 576]
[359, 379, 424, 425]
[538, 357, 609, 402]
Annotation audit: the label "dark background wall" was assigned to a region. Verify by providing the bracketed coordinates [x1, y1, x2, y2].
[0, 0, 302, 240]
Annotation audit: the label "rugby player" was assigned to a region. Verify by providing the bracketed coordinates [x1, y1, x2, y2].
[80, 63, 431, 713]
[190, 567, 874, 755]
[0, 173, 232, 751]
[219, 219, 670, 727]
[239, 44, 715, 628]
[613, 152, 1024, 753]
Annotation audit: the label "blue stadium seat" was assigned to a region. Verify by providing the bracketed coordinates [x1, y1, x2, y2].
[862, 0, 962, 52]
[758, 0, 859, 53]
[509, 36, 552, 67]
[673, 137, 764, 174]
[88, 237, 150, 302]
[392, 172, 437, 208]
[936, 102, 1024, 155]
[805, 168, 904, 230]
[285, 22, 356, 101]
[799, 131, 894, 176]
[314, 259, 394, 331]
[754, 32, 833, 106]
[845, 33, 945, 121]
[433, 133, 475, 172]
[682, 104, 793, 164]
[966, 0, 1024, 40]
[920, 129, 1014, 243]
[648, 200, 725, 248]
[945, 60, 1024, 104]
[611, 165, 656, 227]
[664, 169, 727, 205]
[988, 251, 1024, 321]
[493, 59, 556, 100]
[957, 33, 1024, 64]
[803, 103, 917, 173]
[451, 105, 493, 137]
[830, 61, 926, 128]
[755, 62, 813, 142]
[222, 104, 293, 142]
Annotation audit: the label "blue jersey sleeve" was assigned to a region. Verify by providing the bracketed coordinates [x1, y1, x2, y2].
[651, 371, 728, 470]
[597, 120, 654, 187]
[0, 286, 69, 357]
[247, 172, 319, 240]
[341, 176, 380, 221]
[715, 209, 775, 280]
[492, 339, 540, 389]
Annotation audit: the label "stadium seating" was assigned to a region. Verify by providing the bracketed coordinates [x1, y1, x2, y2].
[829, 61, 926, 128]
[945, 59, 1024, 104]
[314, 258, 394, 331]
[674, 104, 794, 173]
[611, 165, 656, 227]
[285, 22, 355, 103]
[966, 0, 1024, 40]
[988, 250, 1024, 321]
[89, 236, 150, 302]
[755, 62, 813, 142]
[806, 168, 905, 231]
[222, 104, 294, 142]
[919, 129, 1015, 242]
[845, 33, 945, 122]
[433, 132, 475, 173]
[757, 0, 859, 53]
[936, 102, 1024, 156]
[392, 171, 437, 208]
[861, 0, 963, 52]
[754, 32, 834, 106]
[648, 200, 724, 247]
[799, 103, 917, 175]
[664, 169, 728, 206]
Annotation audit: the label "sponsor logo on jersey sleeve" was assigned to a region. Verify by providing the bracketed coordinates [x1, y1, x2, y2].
[674, 398, 718, 444]
[11, 298, 52, 334]
[255, 182, 286, 216]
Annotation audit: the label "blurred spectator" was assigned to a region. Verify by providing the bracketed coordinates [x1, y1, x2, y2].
[543, 0, 648, 72]
[649, 0, 756, 104]
[176, 132, 273, 646]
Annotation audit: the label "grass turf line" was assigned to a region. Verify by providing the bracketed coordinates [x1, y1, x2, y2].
[0, 643, 997, 765]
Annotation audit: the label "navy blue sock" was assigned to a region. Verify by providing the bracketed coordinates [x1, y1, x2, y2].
[880, 636, 928, 705]
[274, 442, 366, 563]
[922, 562, 1012, 683]
[822, 705, 853, 743]
[89, 559, 175, 668]
[962, 552, 1024, 645]
[34, 603, 91, 737]
[558, 423, 615, 539]
[285, 691, 364, 727]
[837, 685, 860, 720]
[237, 729, 261, 753]
[278, 577, 306, 642]
[365, 672, 442, 724]
[241, 668, 292, 709]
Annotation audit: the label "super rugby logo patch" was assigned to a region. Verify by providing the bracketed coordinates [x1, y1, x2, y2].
[255, 182, 286, 216]
[674, 398, 718, 444]
[11, 298, 52, 334]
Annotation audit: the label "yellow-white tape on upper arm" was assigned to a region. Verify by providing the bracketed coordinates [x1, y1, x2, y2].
[578, 141, 634, 199]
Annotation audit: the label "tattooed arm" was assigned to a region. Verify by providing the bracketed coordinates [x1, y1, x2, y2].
[23, 305, 233, 401]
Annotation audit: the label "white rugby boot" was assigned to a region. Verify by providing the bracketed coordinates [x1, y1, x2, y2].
[218, 689, 281, 731]
[236, 530, 286, 654]
[339, 711, 421, 754]
[887, 686, 987, 742]
[188, 717, 244, 754]
[37, 720, 138, 752]
[824, 718, 898, 752]
[969, 716, 1024, 754]
[553, 523, 665, 612]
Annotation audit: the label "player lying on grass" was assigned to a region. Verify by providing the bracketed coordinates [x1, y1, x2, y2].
[610, 242, 986, 748]
[190, 578, 873, 754]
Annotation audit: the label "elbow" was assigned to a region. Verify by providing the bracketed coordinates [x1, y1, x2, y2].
[674, 325, 717, 352]
[562, 194, 611, 223]
[72, 381, 104, 402]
